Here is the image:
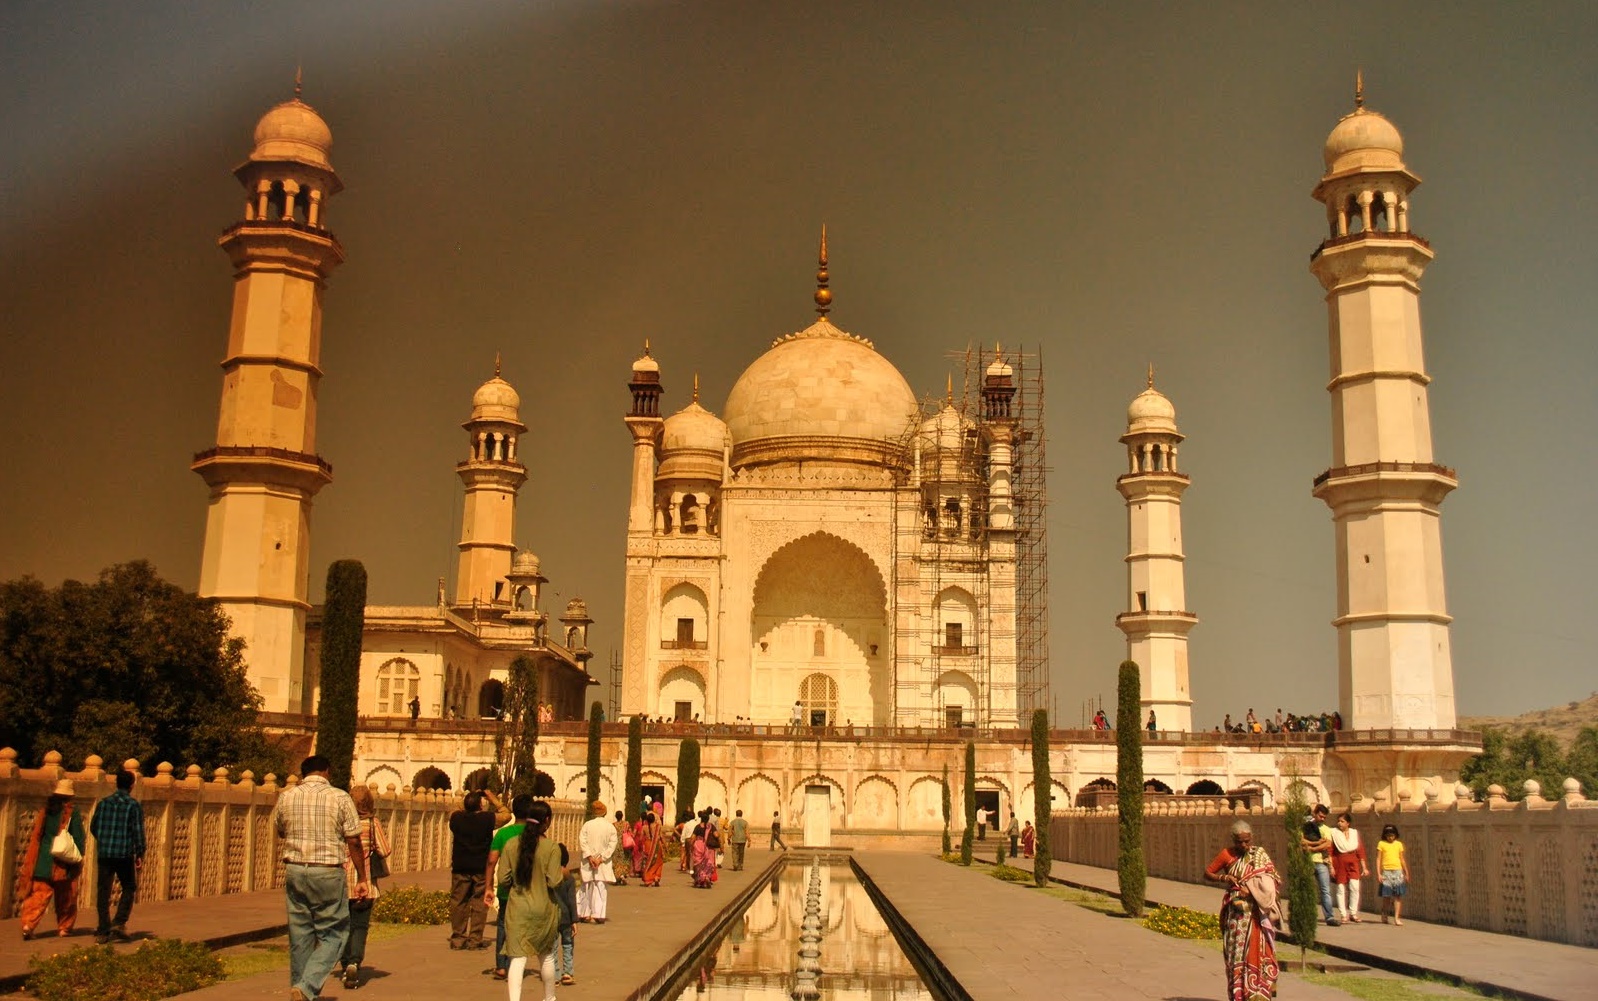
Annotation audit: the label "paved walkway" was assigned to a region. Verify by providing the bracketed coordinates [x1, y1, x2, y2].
[1043, 859, 1593, 1001]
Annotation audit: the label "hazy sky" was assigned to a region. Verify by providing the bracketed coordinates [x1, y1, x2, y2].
[3, 2, 1595, 725]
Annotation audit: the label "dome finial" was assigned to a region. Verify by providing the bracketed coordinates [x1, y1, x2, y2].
[494, 351, 502, 378]
[693, 373, 700, 403]
[814, 224, 832, 317]
[945, 373, 954, 402]
[1355, 68, 1364, 109]
[643, 337, 652, 356]
[1147, 362, 1155, 389]
[294, 65, 303, 99]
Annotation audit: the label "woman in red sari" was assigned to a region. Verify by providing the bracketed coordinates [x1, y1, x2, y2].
[636, 812, 667, 887]
[689, 824, 715, 889]
[1020, 821, 1036, 858]
[1204, 820, 1281, 1001]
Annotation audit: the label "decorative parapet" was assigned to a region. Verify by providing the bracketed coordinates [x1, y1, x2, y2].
[1048, 778, 1597, 947]
[0, 747, 582, 921]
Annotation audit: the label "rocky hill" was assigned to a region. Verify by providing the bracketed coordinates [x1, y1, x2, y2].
[1462, 692, 1598, 749]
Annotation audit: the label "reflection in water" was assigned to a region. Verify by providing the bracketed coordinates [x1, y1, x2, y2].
[673, 863, 933, 999]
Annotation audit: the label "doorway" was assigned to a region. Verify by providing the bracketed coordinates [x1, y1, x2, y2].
[640, 783, 666, 820]
[803, 784, 831, 847]
[974, 789, 1000, 836]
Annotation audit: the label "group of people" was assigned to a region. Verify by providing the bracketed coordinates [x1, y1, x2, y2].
[971, 805, 1038, 857]
[1204, 805, 1412, 1001]
[1218, 707, 1345, 734]
[18, 769, 148, 946]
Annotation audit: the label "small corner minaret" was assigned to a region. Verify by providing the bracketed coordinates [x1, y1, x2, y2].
[624, 341, 665, 534]
[980, 345, 1020, 726]
[1309, 75, 1458, 729]
[1115, 367, 1197, 732]
[192, 79, 345, 713]
[454, 357, 528, 609]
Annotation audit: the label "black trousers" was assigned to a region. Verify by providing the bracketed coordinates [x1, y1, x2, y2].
[96, 856, 137, 933]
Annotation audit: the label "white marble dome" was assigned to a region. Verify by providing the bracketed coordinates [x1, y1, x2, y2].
[1323, 108, 1404, 173]
[723, 318, 917, 467]
[920, 402, 974, 454]
[251, 99, 334, 170]
[662, 401, 728, 452]
[471, 375, 521, 423]
[1127, 386, 1177, 433]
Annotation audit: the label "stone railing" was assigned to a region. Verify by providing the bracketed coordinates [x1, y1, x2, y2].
[0, 748, 584, 920]
[1048, 778, 1598, 947]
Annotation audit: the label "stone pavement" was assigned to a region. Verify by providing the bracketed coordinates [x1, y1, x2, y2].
[854, 853, 1360, 1001]
[1044, 859, 1594, 1001]
[178, 853, 781, 1000]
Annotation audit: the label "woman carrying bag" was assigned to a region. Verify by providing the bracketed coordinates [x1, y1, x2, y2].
[20, 779, 87, 939]
[339, 786, 392, 989]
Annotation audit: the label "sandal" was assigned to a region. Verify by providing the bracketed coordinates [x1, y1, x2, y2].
[559, 975, 576, 985]
[492, 970, 508, 981]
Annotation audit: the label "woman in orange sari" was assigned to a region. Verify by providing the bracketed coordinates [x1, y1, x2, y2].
[1204, 820, 1281, 1001]
[636, 811, 667, 887]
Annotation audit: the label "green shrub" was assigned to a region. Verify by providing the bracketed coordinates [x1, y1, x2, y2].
[1030, 707, 1052, 887]
[27, 939, 223, 1001]
[315, 559, 367, 790]
[939, 851, 965, 864]
[625, 715, 644, 822]
[990, 863, 1034, 884]
[960, 741, 976, 866]
[677, 738, 700, 819]
[1283, 778, 1319, 953]
[585, 702, 604, 813]
[1142, 905, 1222, 940]
[371, 884, 451, 925]
[940, 762, 952, 856]
[1116, 659, 1146, 917]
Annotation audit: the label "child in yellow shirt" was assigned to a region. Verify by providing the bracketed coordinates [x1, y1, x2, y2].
[1375, 824, 1410, 925]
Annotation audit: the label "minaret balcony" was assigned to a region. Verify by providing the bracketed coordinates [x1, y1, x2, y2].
[1309, 231, 1432, 290]
[192, 445, 332, 494]
[219, 220, 344, 275]
[1115, 609, 1199, 632]
[1312, 461, 1457, 506]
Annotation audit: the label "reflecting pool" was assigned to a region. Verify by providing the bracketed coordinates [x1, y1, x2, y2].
[672, 862, 934, 999]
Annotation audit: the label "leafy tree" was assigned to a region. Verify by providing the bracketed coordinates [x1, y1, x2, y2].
[1460, 727, 1570, 800]
[940, 762, 952, 856]
[677, 737, 700, 820]
[1116, 660, 1146, 917]
[496, 655, 540, 797]
[960, 740, 976, 865]
[1282, 777, 1319, 958]
[0, 561, 286, 776]
[625, 714, 644, 822]
[1567, 726, 1598, 799]
[585, 701, 604, 812]
[314, 559, 366, 789]
[1031, 707, 1052, 886]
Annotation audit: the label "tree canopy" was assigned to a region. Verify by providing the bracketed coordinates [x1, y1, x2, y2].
[1461, 726, 1598, 800]
[0, 561, 286, 775]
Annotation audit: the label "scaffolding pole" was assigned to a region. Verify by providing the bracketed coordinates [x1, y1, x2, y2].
[1011, 345, 1051, 721]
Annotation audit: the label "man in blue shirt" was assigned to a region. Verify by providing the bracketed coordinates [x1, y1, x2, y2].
[89, 768, 145, 944]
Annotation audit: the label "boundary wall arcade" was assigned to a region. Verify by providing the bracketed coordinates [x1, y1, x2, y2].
[1048, 779, 1598, 947]
[0, 747, 585, 921]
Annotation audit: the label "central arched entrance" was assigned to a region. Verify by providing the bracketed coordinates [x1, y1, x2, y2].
[751, 532, 889, 724]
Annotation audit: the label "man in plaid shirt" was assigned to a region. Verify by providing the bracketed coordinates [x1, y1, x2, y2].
[89, 768, 145, 943]
[272, 755, 369, 1001]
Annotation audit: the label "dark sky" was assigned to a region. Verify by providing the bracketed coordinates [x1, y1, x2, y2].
[3, 2, 1595, 724]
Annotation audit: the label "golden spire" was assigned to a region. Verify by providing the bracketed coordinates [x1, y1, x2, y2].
[643, 337, 652, 356]
[945, 373, 954, 402]
[814, 224, 832, 318]
[994, 341, 1003, 362]
[294, 65, 303, 99]
[1355, 68, 1364, 110]
[693, 373, 700, 403]
[1147, 362, 1155, 389]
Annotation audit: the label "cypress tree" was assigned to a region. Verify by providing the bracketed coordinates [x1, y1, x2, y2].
[624, 714, 644, 822]
[585, 701, 604, 813]
[940, 762, 952, 856]
[1031, 707, 1052, 887]
[677, 737, 700, 820]
[498, 655, 540, 797]
[1283, 778, 1319, 959]
[314, 559, 366, 790]
[1116, 659, 1146, 917]
[960, 740, 976, 865]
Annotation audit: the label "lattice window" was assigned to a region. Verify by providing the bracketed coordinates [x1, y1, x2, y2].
[1431, 831, 1456, 925]
[800, 673, 839, 726]
[1465, 831, 1488, 929]
[1537, 836, 1565, 940]
[10, 806, 40, 918]
[1579, 837, 1598, 947]
[1501, 839, 1527, 936]
[226, 815, 247, 893]
[198, 806, 221, 896]
[254, 813, 273, 890]
[170, 809, 192, 900]
[375, 658, 421, 715]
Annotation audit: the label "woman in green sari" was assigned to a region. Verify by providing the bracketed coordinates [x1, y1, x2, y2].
[498, 800, 564, 1001]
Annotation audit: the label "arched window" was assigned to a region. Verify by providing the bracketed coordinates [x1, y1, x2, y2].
[376, 658, 421, 715]
[799, 673, 839, 726]
[813, 628, 826, 657]
[478, 679, 505, 718]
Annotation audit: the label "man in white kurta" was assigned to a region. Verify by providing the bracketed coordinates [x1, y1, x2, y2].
[577, 801, 617, 922]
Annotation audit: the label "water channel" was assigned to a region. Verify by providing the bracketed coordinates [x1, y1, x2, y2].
[671, 860, 935, 1000]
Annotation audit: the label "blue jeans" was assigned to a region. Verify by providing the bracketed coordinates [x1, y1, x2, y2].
[341, 899, 371, 968]
[559, 926, 574, 977]
[495, 899, 508, 972]
[286, 864, 350, 999]
[1313, 862, 1337, 922]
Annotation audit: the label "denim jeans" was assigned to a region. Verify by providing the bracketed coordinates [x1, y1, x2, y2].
[495, 899, 508, 972]
[341, 899, 372, 968]
[559, 926, 574, 977]
[286, 864, 350, 999]
[1313, 862, 1337, 921]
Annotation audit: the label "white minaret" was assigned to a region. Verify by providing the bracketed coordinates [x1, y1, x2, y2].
[1309, 76, 1457, 730]
[193, 82, 343, 713]
[1115, 368, 1197, 732]
[453, 359, 527, 608]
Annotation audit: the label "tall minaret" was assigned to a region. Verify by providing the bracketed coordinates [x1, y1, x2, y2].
[193, 81, 344, 713]
[454, 359, 527, 609]
[1115, 368, 1197, 732]
[980, 347, 1019, 725]
[620, 344, 664, 710]
[1309, 76, 1457, 730]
